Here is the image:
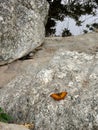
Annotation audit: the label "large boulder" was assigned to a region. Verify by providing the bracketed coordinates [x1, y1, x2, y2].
[0, 0, 49, 65]
[0, 33, 98, 130]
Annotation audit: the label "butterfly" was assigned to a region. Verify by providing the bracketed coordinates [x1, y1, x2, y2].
[50, 91, 67, 101]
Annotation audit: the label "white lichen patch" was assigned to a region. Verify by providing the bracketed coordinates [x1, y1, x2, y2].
[95, 115, 98, 123]
[68, 81, 74, 87]
[36, 69, 54, 84]
[89, 73, 97, 80]
[0, 16, 3, 21]
[56, 72, 67, 79]
[95, 52, 98, 58]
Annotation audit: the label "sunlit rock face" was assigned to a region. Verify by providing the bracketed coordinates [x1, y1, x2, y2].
[0, 0, 49, 65]
[0, 122, 30, 130]
[0, 33, 98, 130]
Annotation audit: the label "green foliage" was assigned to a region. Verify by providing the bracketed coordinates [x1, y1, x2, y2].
[0, 107, 13, 123]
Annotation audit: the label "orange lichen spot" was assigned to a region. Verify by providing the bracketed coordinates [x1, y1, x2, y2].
[50, 91, 67, 101]
[20, 123, 34, 129]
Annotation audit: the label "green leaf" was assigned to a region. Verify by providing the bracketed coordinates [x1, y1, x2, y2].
[0, 107, 4, 113]
[0, 107, 13, 123]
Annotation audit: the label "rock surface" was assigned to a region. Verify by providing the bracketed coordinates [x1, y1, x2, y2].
[0, 33, 98, 130]
[0, 122, 29, 130]
[0, 0, 49, 65]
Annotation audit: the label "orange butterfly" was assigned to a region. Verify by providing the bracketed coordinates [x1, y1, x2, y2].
[50, 91, 67, 101]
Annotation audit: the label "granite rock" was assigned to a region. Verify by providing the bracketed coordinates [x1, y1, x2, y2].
[0, 122, 30, 130]
[0, 0, 49, 65]
[0, 33, 98, 130]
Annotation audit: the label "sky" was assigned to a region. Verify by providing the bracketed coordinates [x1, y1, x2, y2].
[55, 9, 98, 36]
[51, 0, 98, 36]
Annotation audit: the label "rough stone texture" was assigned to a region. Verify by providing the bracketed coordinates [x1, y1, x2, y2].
[0, 122, 30, 130]
[0, 33, 98, 130]
[0, 0, 49, 65]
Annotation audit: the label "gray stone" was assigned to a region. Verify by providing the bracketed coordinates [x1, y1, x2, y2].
[0, 122, 30, 130]
[0, 0, 49, 65]
[0, 33, 98, 130]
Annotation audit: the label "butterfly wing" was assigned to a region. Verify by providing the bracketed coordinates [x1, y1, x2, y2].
[50, 91, 67, 101]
